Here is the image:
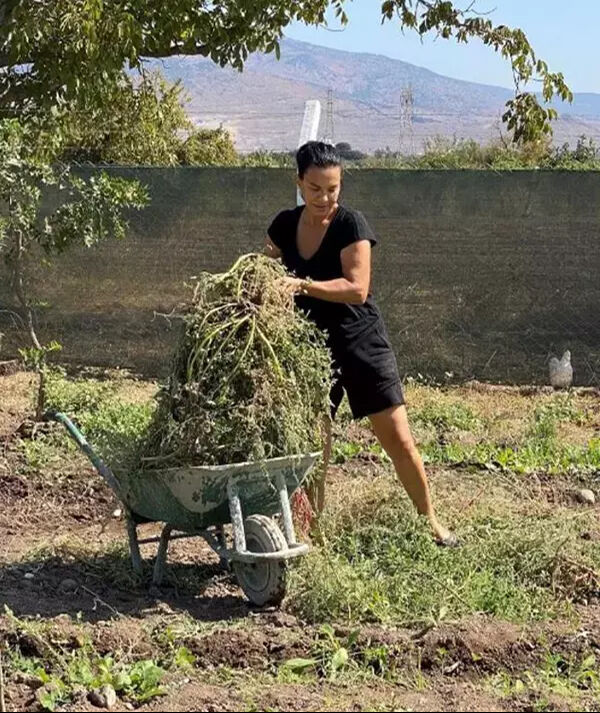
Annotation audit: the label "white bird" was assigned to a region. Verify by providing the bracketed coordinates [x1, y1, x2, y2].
[549, 350, 573, 389]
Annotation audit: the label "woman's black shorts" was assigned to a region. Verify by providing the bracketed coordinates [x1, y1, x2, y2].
[329, 319, 405, 420]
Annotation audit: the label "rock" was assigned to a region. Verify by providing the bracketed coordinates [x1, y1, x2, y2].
[15, 672, 43, 689]
[89, 684, 117, 709]
[23, 572, 35, 580]
[71, 685, 88, 704]
[101, 684, 117, 709]
[59, 578, 78, 592]
[89, 689, 105, 708]
[265, 611, 297, 628]
[576, 489, 596, 505]
[0, 359, 20, 376]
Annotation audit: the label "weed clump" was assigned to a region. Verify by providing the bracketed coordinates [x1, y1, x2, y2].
[139, 254, 332, 466]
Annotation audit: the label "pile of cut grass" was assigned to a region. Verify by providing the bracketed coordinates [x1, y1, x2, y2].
[140, 254, 332, 467]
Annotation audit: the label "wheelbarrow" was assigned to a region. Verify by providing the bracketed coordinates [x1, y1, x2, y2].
[46, 411, 319, 607]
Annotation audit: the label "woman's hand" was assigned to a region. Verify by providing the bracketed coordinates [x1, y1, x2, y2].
[279, 276, 304, 297]
[264, 236, 282, 260]
[278, 242, 371, 305]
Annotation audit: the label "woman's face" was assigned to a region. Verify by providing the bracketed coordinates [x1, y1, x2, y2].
[297, 164, 342, 218]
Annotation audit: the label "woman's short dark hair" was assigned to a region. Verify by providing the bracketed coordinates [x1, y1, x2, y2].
[296, 141, 342, 178]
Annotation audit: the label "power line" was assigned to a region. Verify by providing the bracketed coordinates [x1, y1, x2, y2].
[398, 84, 414, 154]
[322, 88, 335, 144]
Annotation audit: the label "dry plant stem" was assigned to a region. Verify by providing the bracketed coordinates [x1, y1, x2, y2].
[0, 649, 5, 713]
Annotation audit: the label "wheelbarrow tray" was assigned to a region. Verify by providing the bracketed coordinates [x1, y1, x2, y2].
[121, 452, 320, 531]
[46, 410, 318, 605]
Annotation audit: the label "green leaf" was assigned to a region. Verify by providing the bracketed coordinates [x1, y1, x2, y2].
[513, 678, 525, 694]
[136, 685, 166, 703]
[347, 629, 360, 648]
[173, 646, 196, 669]
[319, 623, 336, 641]
[112, 671, 132, 691]
[581, 655, 596, 670]
[331, 647, 349, 672]
[282, 657, 318, 673]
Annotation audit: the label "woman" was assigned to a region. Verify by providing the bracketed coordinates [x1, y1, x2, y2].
[265, 141, 456, 546]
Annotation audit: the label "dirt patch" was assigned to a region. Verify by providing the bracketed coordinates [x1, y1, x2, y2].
[92, 617, 157, 659]
[330, 617, 538, 679]
[142, 682, 244, 712]
[419, 617, 534, 675]
[0, 371, 34, 438]
[0, 470, 30, 501]
[189, 624, 312, 670]
[142, 677, 513, 712]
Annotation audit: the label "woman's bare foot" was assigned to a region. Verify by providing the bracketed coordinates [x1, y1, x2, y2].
[430, 518, 460, 547]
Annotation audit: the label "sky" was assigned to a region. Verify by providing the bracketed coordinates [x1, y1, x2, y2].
[286, 0, 599, 94]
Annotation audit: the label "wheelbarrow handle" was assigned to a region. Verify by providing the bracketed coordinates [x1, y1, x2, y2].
[44, 410, 123, 499]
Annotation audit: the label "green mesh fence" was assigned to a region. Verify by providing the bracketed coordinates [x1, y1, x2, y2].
[1, 167, 599, 385]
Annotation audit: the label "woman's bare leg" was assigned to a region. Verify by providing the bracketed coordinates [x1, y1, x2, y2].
[369, 404, 453, 543]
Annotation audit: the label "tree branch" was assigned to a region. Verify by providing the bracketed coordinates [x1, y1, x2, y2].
[0, 0, 573, 143]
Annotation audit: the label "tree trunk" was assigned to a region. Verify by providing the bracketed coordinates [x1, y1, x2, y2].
[8, 209, 47, 420]
[13, 229, 42, 350]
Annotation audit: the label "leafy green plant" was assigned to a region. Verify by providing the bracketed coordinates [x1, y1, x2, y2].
[41, 371, 155, 469]
[490, 650, 600, 708]
[4, 608, 166, 710]
[0, 118, 148, 417]
[332, 441, 363, 464]
[413, 401, 480, 432]
[281, 624, 358, 681]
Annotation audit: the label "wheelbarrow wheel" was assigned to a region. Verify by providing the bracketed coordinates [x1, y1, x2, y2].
[233, 515, 287, 607]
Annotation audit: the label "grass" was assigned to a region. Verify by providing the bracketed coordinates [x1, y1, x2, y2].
[7, 372, 600, 655]
[19, 370, 600, 477]
[413, 400, 482, 433]
[4, 373, 600, 713]
[489, 649, 600, 712]
[405, 387, 600, 475]
[289, 459, 600, 625]
[289, 384, 600, 626]
[18, 538, 142, 589]
[289, 487, 596, 625]
[17, 369, 155, 475]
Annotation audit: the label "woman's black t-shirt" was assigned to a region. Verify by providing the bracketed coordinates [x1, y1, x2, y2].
[267, 205, 383, 353]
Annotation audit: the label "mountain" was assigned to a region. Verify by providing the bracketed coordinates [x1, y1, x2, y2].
[148, 38, 600, 152]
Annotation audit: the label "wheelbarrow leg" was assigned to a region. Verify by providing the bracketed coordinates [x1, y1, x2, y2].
[126, 513, 143, 576]
[227, 480, 247, 553]
[215, 524, 226, 549]
[275, 471, 297, 546]
[213, 524, 231, 570]
[153, 524, 173, 586]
